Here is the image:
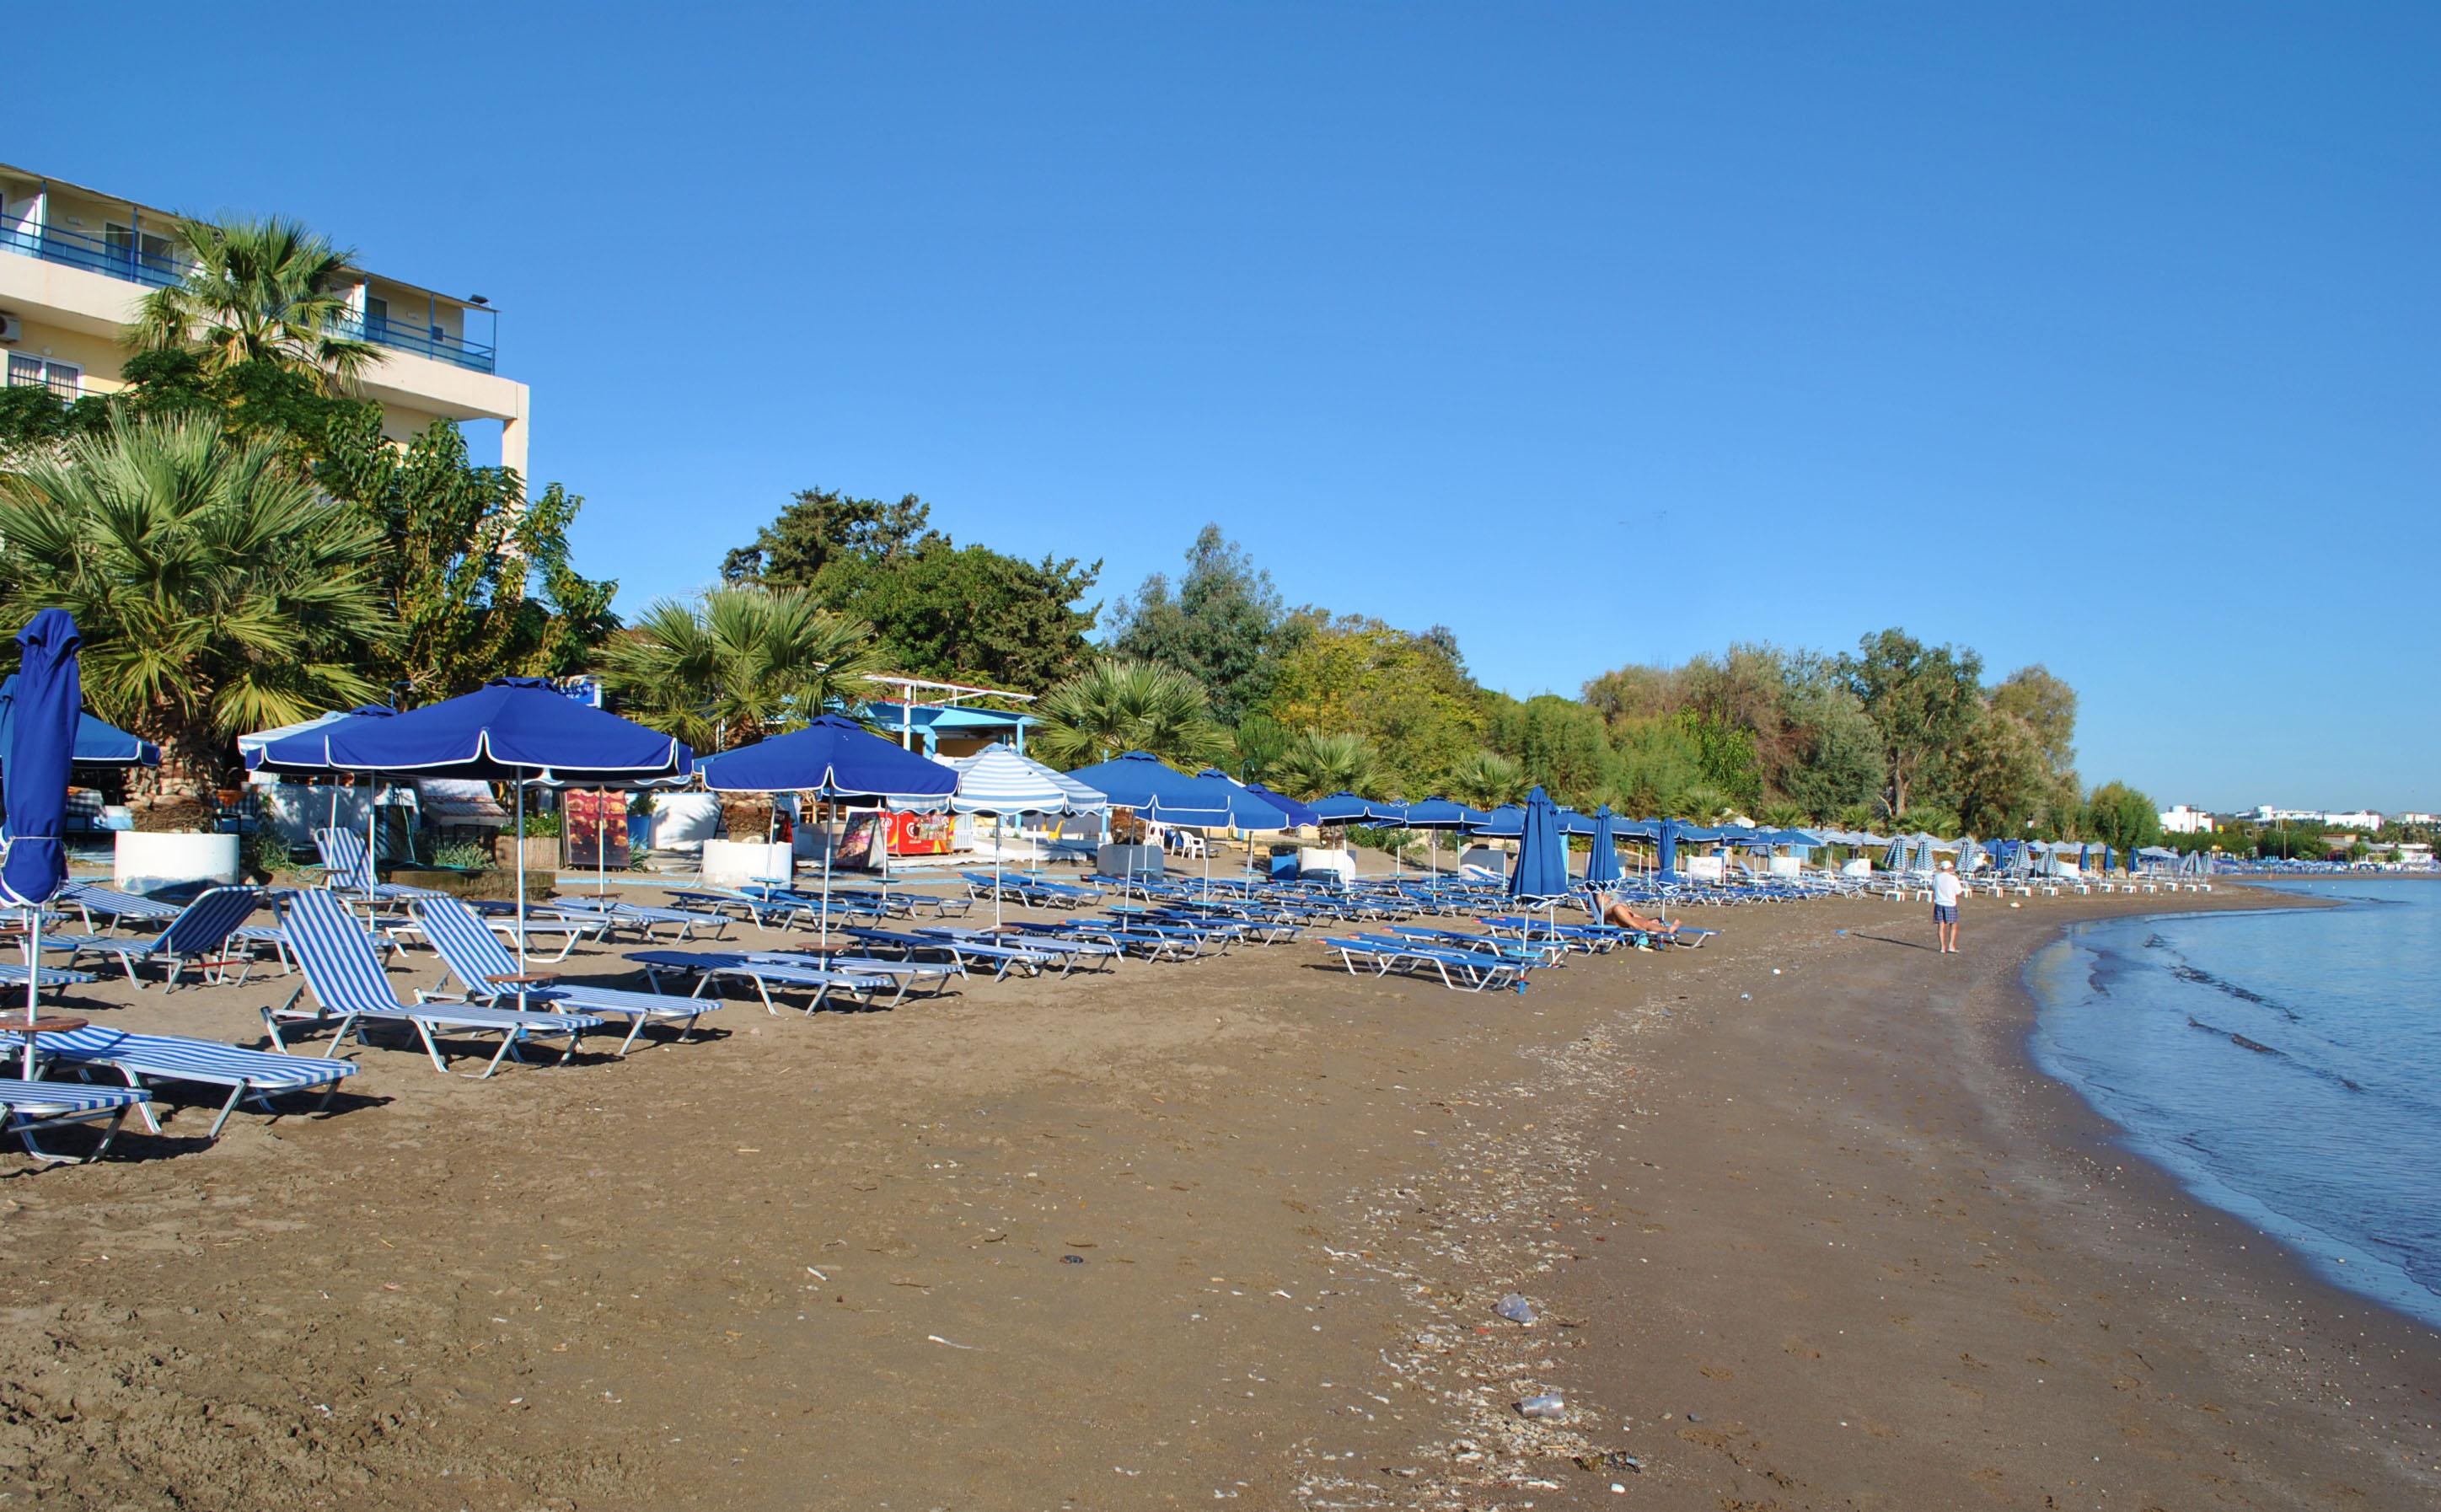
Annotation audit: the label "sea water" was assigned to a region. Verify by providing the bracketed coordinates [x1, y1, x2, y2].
[2026, 877, 2441, 1328]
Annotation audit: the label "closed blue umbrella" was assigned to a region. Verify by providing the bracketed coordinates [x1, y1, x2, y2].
[1509, 786, 1569, 954]
[0, 673, 158, 769]
[3, 610, 83, 1072]
[255, 678, 691, 962]
[1585, 806, 1622, 886]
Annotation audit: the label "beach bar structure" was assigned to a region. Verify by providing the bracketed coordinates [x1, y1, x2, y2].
[861, 674, 1037, 759]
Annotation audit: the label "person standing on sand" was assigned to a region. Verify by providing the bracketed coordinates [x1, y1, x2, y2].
[1932, 858, 1964, 953]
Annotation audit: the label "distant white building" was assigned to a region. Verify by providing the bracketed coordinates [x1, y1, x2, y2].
[2159, 804, 2217, 835]
[2400, 812, 2438, 826]
[2249, 805, 2383, 831]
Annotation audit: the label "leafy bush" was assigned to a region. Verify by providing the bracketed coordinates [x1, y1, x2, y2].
[432, 839, 494, 872]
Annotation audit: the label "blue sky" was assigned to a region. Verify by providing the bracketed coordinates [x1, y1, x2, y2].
[22, 3, 2438, 811]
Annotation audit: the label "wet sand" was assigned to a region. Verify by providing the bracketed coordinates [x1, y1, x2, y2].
[1, 881, 2434, 1509]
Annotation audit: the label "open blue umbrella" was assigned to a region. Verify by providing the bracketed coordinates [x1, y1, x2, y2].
[1238, 780, 1318, 830]
[1585, 806, 1622, 886]
[3, 611, 83, 1073]
[699, 715, 958, 933]
[0, 673, 158, 769]
[1400, 796, 1487, 900]
[253, 678, 691, 962]
[1470, 804, 1526, 839]
[244, 704, 400, 890]
[1065, 752, 1289, 894]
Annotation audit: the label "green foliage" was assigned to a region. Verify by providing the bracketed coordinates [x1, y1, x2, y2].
[132, 215, 378, 393]
[1230, 713, 1290, 783]
[1988, 666, 2079, 775]
[314, 410, 616, 700]
[1668, 784, 1737, 823]
[1106, 524, 1285, 725]
[431, 839, 495, 871]
[1032, 657, 1229, 769]
[1447, 749, 1525, 811]
[599, 589, 880, 752]
[1607, 716, 1705, 815]
[518, 809, 563, 839]
[1266, 731, 1383, 803]
[2084, 781, 2161, 852]
[1681, 710, 1762, 807]
[724, 486, 1099, 691]
[1261, 614, 1482, 797]
[1483, 694, 1616, 809]
[1838, 629, 1986, 816]
[0, 414, 391, 814]
[1950, 710, 2054, 836]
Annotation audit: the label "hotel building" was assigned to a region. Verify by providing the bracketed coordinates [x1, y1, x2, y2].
[0, 162, 528, 478]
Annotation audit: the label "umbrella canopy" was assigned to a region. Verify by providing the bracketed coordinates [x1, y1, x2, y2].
[238, 704, 397, 762]
[952, 747, 1098, 816]
[1238, 780, 1319, 830]
[1064, 752, 1253, 827]
[1470, 804, 1526, 838]
[0, 671, 158, 769]
[697, 715, 953, 802]
[1585, 806, 1622, 884]
[1508, 785, 1570, 900]
[1308, 791, 1401, 826]
[1400, 797, 1488, 830]
[1, 612, 81, 909]
[1557, 808, 1597, 836]
[947, 743, 1105, 814]
[253, 678, 689, 784]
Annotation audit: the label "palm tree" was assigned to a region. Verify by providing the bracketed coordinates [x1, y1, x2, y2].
[132, 215, 378, 394]
[1667, 784, 1735, 823]
[1447, 749, 1525, 812]
[598, 588, 879, 753]
[1032, 657, 1227, 769]
[0, 414, 392, 825]
[1266, 731, 1382, 803]
[1758, 801, 1814, 830]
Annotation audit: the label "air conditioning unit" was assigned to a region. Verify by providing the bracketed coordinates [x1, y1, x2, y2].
[0, 314, 20, 344]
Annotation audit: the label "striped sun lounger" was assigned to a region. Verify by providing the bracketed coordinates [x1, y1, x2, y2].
[37, 885, 265, 989]
[54, 882, 181, 931]
[0, 1078, 153, 1163]
[0, 1023, 356, 1141]
[418, 896, 722, 1054]
[266, 891, 603, 1077]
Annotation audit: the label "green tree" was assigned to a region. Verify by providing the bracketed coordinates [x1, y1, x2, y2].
[1106, 524, 1285, 725]
[1447, 749, 1525, 811]
[131, 215, 378, 394]
[725, 487, 1099, 691]
[1607, 715, 1705, 816]
[598, 588, 879, 753]
[314, 409, 616, 701]
[1231, 712, 1290, 783]
[1840, 629, 1986, 817]
[1988, 665, 2079, 775]
[0, 414, 391, 821]
[1776, 668, 1883, 822]
[1266, 731, 1384, 803]
[1484, 694, 1617, 809]
[1951, 711, 2054, 836]
[1262, 614, 1483, 797]
[1032, 657, 1228, 769]
[2084, 781, 2161, 853]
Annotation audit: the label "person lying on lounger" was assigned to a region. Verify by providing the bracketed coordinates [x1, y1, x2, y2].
[1591, 893, 1679, 936]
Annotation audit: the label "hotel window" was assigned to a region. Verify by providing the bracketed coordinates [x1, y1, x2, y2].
[7, 354, 81, 399]
[105, 222, 175, 272]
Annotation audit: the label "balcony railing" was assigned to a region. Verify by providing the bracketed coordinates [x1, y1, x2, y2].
[0, 219, 185, 288]
[332, 310, 497, 375]
[0, 221, 501, 376]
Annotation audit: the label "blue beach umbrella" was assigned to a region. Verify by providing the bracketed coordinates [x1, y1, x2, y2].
[2, 611, 83, 1073]
[950, 743, 1105, 926]
[1585, 806, 1622, 886]
[0, 673, 158, 769]
[255, 678, 692, 961]
[1399, 797, 1486, 899]
[1470, 804, 1526, 839]
[700, 714, 958, 934]
[1065, 752, 1288, 893]
[243, 704, 400, 877]
[1239, 780, 1319, 830]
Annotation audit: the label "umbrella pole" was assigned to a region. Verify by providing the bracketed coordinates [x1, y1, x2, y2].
[22, 909, 40, 1079]
[514, 775, 528, 967]
[820, 801, 833, 944]
[994, 812, 1003, 930]
[597, 787, 609, 898]
[365, 781, 378, 906]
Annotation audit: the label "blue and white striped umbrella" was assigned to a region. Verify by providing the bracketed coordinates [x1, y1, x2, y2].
[946, 744, 1108, 925]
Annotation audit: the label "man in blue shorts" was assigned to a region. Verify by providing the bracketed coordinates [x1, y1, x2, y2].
[1931, 858, 1964, 954]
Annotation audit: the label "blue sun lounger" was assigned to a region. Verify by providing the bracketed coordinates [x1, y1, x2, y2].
[624, 950, 891, 1014]
[266, 891, 603, 1077]
[1320, 936, 1527, 994]
[546, 896, 731, 942]
[740, 950, 956, 1005]
[0, 1023, 356, 1141]
[54, 882, 181, 930]
[0, 1078, 153, 1162]
[416, 896, 723, 1054]
[37, 885, 265, 989]
[313, 828, 450, 905]
[0, 962, 99, 994]
[915, 925, 1119, 976]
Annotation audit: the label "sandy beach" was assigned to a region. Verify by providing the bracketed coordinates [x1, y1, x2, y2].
[3, 881, 2436, 1510]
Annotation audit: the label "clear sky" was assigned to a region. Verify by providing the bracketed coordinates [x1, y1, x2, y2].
[20, 3, 2438, 811]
